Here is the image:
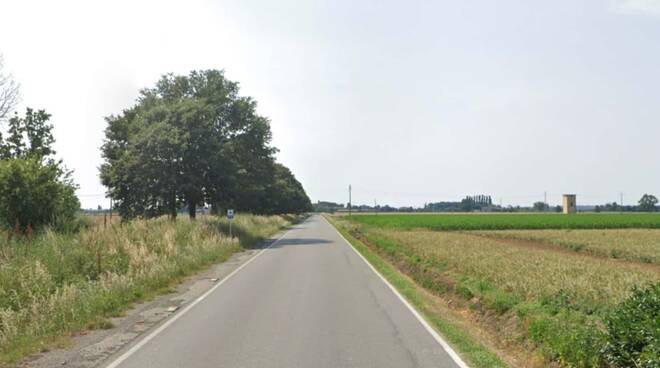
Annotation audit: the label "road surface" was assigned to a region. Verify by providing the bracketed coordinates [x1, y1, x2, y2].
[105, 215, 464, 368]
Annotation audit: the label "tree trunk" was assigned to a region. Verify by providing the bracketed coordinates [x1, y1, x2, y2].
[169, 193, 177, 220]
[188, 202, 196, 220]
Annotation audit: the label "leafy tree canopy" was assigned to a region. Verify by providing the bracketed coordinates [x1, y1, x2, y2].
[638, 194, 658, 212]
[101, 70, 310, 219]
[0, 108, 79, 231]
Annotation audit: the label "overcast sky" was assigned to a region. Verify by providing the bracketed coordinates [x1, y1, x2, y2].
[1, 0, 659, 209]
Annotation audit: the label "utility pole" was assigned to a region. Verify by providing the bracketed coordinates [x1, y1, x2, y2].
[374, 199, 377, 214]
[620, 192, 624, 211]
[109, 198, 113, 220]
[348, 185, 352, 216]
[544, 191, 547, 211]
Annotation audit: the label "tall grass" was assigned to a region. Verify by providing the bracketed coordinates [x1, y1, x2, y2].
[0, 214, 296, 365]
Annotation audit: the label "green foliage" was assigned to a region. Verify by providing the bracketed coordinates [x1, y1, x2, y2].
[265, 164, 312, 214]
[0, 158, 79, 231]
[348, 213, 660, 230]
[533, 201, 549, 211]
[528, 312, 606, 368]
[602, 283, 660, 368]
[101, 70, 311, 219]
[639, 194, 659, 212]
[0, 108, 79, 231]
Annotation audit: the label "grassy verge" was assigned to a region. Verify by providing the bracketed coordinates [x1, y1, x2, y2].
[0, 214, 300, 366]
[325, 215, 509, 368]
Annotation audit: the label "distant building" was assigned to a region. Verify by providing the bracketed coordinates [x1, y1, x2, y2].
[563, 194, 577, 214]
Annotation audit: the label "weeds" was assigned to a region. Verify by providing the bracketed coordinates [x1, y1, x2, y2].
[0, 214, 297, 365]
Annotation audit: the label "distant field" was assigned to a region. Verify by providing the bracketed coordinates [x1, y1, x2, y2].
[347, 213, 660, 230]
[475, 229, 660, 265]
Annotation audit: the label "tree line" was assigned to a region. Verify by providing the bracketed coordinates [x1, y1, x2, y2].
[314, 193, 660, 214]
[100, 70, 311, 220]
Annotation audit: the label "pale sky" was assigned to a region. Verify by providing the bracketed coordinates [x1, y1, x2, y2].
[1, 0, 659, 209]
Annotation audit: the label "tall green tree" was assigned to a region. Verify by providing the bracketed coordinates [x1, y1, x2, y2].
[101, 70, 310, 220]
[266, 163, 312, 214]
[638, 194, 658, 212]
[533, 201, 548, 212]
[2, 108, 55, 160]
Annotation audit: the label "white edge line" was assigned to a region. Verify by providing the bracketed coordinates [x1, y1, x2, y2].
[104, 226, 295, 368]
[322, 215, 470, 368]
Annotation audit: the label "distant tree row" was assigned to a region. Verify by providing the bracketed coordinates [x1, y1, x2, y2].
[595, 194, 659, 212]
[312, 201, 345, 213]
[100, 70, 311, 220]
[424, 201, 463, 212]
[460, 195, 493, 211]
[322, 193, 660, 214]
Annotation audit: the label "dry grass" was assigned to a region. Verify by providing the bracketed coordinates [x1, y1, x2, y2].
[0, 214, 297, 366]
[473, 229, 660, 265]
[383, 229, 659, 309]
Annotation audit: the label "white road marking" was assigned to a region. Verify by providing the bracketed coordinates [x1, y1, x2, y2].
[323, 216, 470, 368]
[103, 227, 295, 368]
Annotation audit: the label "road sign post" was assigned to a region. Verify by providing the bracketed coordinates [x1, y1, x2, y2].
[227, 209, 235, 238]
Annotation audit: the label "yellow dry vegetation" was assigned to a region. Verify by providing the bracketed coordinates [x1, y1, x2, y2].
[474, 229, 660, 265]
[383, 229, 659, 308]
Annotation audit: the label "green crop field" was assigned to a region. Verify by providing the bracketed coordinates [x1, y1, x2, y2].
[347, 213, 660, 230]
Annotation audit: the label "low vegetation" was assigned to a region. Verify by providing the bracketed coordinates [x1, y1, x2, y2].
[334, 214, 660, 367]
[474, 229, 660, 265]
[602, 283, 660, 368]
[0, 214, 298, 365]
[348, 213, 660, 230]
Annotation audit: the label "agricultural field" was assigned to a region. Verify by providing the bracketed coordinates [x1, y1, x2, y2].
[474, 229, 660, 265]
[349, 213, 660, 230]
[335, 213, 660, 368]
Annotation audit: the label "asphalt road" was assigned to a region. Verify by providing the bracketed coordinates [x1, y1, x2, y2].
[105, 215, 465, 368]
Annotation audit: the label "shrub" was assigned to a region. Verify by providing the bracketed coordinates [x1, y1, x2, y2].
[0, 158, 79, 232]
[602, 283, 660, 368]
[0, 107, 80, 232]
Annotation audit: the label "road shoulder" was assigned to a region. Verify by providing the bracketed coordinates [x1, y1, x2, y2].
[23, 234, 284, 368]
[325, 215, 511, 368]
